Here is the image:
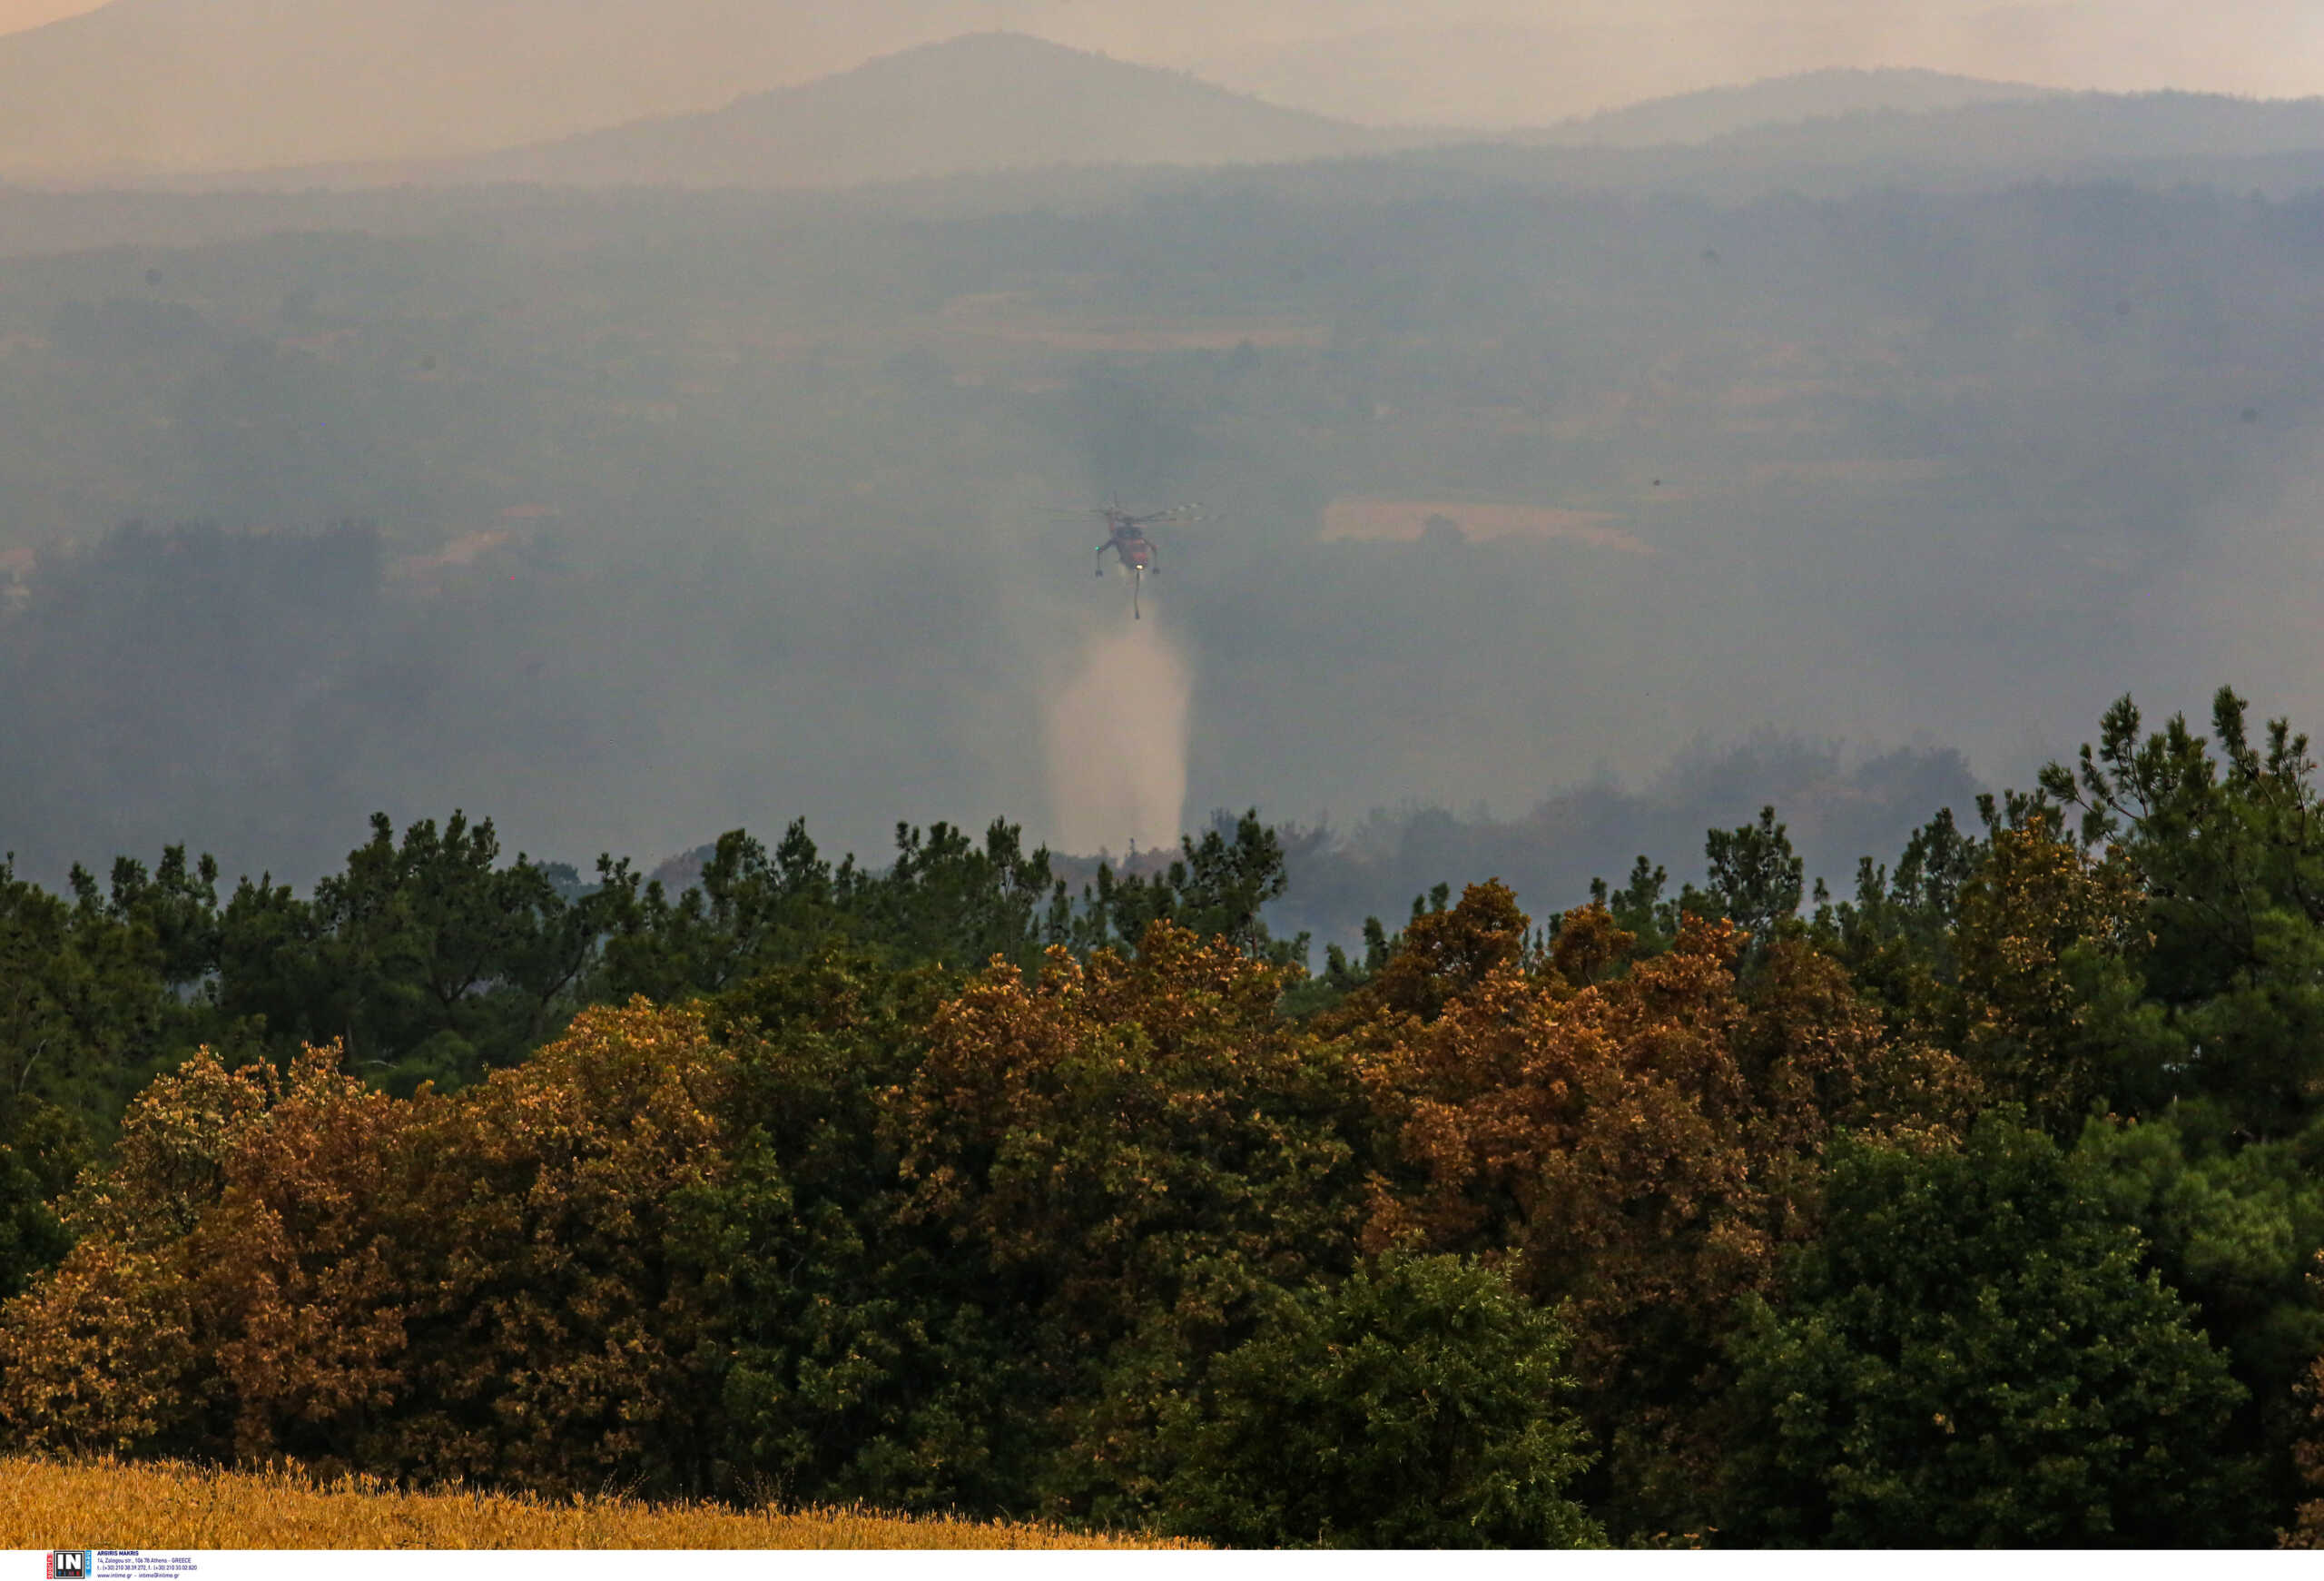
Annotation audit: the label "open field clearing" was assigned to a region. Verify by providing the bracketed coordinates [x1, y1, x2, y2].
[0, 1458, 1187, 1550]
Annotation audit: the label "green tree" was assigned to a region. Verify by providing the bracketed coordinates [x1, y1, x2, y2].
[1, 848, 228, 1137]
[891, 923, 1368, 1517]
[596, 818, 1065, 1000]
[1591, 855, 1673, 955]
[1721, 1115, 2255, 1546]
[1814, 805, 1983, 1028]
[1701, 805, 1806, 953]
[593, 823, 859, 1002]
[2076, 1105, 2324, 1531]
[2043, 687, 2324, 1137]
[1142, 1253, 1600, 1548]
[1945, 811, 2180, 1134]
[858, 819, 1066, 972]
[675, 953, 1027, 1512]
[1070, 811, 1307, 968]
[1584, 806, 1805, 969]
[219, 812, 611, 1092]
[0, 1101, 77, 1302]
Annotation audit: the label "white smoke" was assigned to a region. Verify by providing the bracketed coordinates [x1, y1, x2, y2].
[1044, 616, 1192, 855]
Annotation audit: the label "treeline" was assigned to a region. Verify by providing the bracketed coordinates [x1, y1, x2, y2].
[0, 805, 1299, 1114]
[5, 689, 2324, 1546]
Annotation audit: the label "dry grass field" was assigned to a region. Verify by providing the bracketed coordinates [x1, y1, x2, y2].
[0, 1457, 1190, 1549]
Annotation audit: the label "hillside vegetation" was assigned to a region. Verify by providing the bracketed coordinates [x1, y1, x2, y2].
[6, 689, 2324, 1544]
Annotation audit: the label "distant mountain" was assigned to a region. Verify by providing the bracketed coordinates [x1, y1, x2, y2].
[1305, 85, 2324, 210]
[1714, 89, 2324, 165]
[1193, 5, 2321, 129]
[0, 0, 1058, 178]
[443, 35, 1417, 190]
[1191, 25, 2063, 132]
[1536, 70, 2063, 149]
[5, 0, 2316, 183]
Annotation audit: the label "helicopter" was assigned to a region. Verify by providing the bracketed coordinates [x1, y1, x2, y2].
[1077, 500, 1211, 619]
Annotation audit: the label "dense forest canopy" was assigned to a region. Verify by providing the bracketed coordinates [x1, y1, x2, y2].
[5, 687, 2324, 1546]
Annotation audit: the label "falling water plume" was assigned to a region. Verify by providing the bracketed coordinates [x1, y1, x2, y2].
[1044, 618, 1192, 856]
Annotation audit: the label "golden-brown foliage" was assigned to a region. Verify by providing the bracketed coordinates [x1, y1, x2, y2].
[192, 1047, 413, 1464]
[0, 1456, 1181, 1548]
[1361, 908, 1966, 1361]
[0, 1001, 738, 1493]
[1361, 913, 1766, 1355]
[1350, 891, 1974, 1526]
[0, 1238, 197, 1454]
[0, 1045, 393, 1458]
[0, 892, 1995, 1541]
[892, 924, 1372, 1517]
[895, 923, 1365, 1343]
[1952, 814, 2152, 1131]
[1353, 880, 1534, 1024]
[386, 997, 733, 1491]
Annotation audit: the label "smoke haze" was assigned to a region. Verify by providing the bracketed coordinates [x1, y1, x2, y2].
[3, 7, 2323, 940]
[0, 1, 92, 30]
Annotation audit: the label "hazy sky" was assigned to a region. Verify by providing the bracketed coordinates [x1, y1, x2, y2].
[0, 0, 2317, 104]
[0, 0, 84, 30]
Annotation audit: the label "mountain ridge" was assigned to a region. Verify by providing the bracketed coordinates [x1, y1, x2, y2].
[0, 0, 1013, 177]
[117, 48, 2117, 197]
[442, 33, 1420, 190]
[10, 6, 2324, 196]
[1532, 67, 2064, 148]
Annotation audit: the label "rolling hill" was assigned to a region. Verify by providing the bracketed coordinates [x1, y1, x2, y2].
[1193, 4, 2322, 128]
[441, 34, 1416, 190]
[338, 49, 2324, 198]
[1715, 88, 2324, 164]
[0, 0, 1040, 178]
[1536, 68, 2063, 148]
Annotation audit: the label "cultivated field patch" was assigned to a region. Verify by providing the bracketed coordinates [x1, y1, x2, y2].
[0, 1458, 1186, 1550]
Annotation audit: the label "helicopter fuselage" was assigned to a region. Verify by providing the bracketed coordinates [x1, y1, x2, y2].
[1108, 529, 1156, 571]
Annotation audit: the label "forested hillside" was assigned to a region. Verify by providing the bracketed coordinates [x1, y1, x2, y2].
[6, 686, 2324, 1546]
